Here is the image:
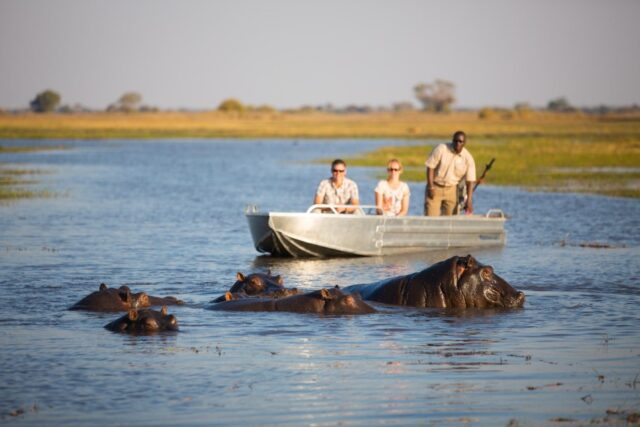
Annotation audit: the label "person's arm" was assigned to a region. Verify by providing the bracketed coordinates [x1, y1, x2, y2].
[345, 197, 359, 214]
[343, 183, 360, 214]
[398, 188, 410, 216]
[374, 191, 384, 215]
[465, 180, 474, 214]
[427, 167, 435, 199]
[314, 194, 323, 205]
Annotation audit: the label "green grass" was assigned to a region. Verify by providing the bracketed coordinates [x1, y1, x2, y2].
[0, 162, 55, 202]
[347, 135, 640, 198]
[0, 145, 68, 153]
[2, 111, 639, 198]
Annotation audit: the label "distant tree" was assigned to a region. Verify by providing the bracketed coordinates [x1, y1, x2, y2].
[414, 80, 455, 112]
[118, 92, 142, 111]
[218, 98, 245, 112]
[30, 90, 61, 112]
[547, 97, 574, 112]
[106, 92, 143, 112]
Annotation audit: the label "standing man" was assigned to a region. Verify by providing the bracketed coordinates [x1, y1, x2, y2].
[424, 131, 476, 216]
[314, 159, 360, 214]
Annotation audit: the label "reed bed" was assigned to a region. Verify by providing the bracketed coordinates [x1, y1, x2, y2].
[1, 110, 639, 140]
[1, 110, 639, 198]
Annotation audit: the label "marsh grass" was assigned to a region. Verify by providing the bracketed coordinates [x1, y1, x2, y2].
[2, 110, 640, 139]
[1, 110, 639, 198]
[0, 147, 57, 201]
[0, 145, 68, 153]
[348, 135, 640, 198]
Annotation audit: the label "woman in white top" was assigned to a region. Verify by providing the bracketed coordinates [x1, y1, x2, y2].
[375, 158, 410, 216]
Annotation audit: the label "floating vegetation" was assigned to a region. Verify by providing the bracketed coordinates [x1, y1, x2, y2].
[0, 144, 68, 153]
[557, 238, 626, 249]
[0, 145, 61, 202]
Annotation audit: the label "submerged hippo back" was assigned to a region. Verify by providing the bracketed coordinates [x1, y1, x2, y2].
[210, 287, 375, 315]
[70, 284, 138, 312]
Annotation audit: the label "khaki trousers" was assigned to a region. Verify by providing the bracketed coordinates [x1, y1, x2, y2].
[424, 184, 457, 216]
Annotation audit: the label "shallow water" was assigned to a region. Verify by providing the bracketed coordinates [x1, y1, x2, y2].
[1, 139, 639, 426]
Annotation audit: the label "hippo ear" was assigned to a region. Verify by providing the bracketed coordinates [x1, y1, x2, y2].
[236, 272, 245, 281]
[119, 289, 132, 303]
[342, 295, 356, 307]
[99, 283, 108, 291]
[225, 291, 233, 301]
[161, 306, 168, 315]
[275, 275, 284, 286]
[128, 309, 138, 321]
[466, 255, 476, 268]
[266, 269, 272, 276]
[481, 267, 494, 281]
[319, 288, 333, 300]
[334, 285, 340, 289]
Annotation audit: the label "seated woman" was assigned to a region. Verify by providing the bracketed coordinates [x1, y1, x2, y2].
[374, 159, 410, 216]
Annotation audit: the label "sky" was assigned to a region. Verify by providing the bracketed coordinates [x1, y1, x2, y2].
[1, 0, 639, 110]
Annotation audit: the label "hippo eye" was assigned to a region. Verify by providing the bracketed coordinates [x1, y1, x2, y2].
[144, 318, 159, 330]
[483, 287, 501, 304]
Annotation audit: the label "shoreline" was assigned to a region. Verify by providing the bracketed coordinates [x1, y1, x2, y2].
[1, 111, 639, 199]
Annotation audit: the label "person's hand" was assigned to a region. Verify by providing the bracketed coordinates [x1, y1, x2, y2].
[427, 186, 434, 199]
[465, 201, 474, 215]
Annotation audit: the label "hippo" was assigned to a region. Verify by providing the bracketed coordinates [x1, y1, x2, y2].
[343, 255, 525, 309]
[210, 286, 376, 315]
[211, 271, 299, 303]
[70, 283, 184, 312]
[104, 306, 179, 333]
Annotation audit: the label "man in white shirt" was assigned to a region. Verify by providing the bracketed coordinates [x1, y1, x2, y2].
[424, 131, 476, 216]
[314, 159, 360, 214]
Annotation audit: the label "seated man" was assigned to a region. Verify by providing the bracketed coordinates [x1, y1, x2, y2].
[314, 159, 360, 214]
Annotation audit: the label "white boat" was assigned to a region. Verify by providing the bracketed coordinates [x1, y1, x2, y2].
[246, 204, 506, 258]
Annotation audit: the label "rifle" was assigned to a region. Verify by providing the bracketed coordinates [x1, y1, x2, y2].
[456, 158, 495, 214]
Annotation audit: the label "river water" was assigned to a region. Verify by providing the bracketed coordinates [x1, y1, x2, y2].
[1, 139, 639, 426]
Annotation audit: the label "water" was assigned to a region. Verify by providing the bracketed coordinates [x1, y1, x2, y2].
[1, 139, 639, 426]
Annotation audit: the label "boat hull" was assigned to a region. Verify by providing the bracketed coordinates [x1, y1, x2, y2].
[247, 211, 506, 257]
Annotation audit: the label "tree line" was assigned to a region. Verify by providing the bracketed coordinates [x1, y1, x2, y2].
[21, 84, 639, 116]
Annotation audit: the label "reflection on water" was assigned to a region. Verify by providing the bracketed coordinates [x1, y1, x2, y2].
[1, 139, 639, 426]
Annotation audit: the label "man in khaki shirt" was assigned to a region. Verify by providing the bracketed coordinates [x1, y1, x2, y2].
[424, 131, 476, 216]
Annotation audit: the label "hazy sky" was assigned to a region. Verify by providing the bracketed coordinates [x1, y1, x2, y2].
[1, 0, 639, 110]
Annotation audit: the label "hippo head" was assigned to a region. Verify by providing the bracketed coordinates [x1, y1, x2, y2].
[113, 285, 132, 304]
[455, 255, 525, 308]
[113, 285, 155, 310]
[229, 271, 285, 295]
[104, 306, 179, 333]
[131, 291, 151, 309]
[320, 287, 377, 315]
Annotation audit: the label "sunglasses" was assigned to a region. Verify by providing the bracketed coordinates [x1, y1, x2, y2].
[387, 168, 400, 172]
[332, 169, 346, 173]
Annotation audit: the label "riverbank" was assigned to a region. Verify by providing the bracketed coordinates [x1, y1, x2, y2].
[1, 111, 639, 198]
[348, 134, 640, 198]
[1, 110, 640, 140]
